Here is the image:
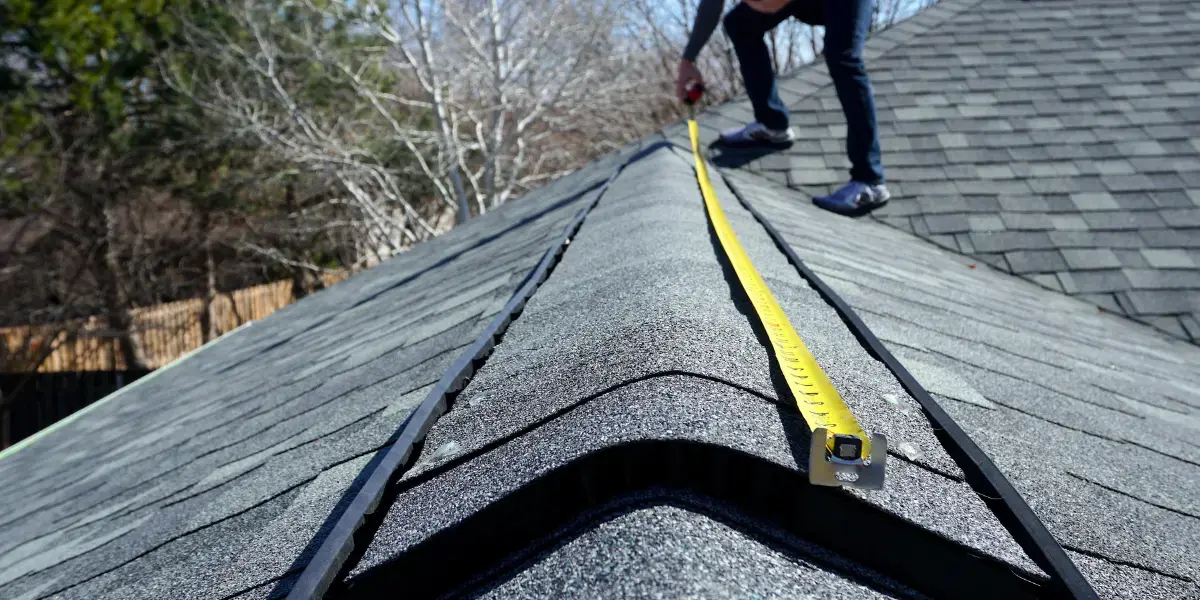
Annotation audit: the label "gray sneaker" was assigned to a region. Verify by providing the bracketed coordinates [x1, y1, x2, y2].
[718, 121, 796, 146]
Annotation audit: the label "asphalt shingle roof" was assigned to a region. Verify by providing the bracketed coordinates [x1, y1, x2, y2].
[669, 0, 1200, 343]
[471, 503, 912, 600]
[345, 149, 1043, 593]
[0, 143, 640, 599]
[2, 0, 1199, 598]
[723, 169, 1200, 600]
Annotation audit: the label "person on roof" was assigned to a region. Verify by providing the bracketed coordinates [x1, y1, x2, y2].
[677, 0, 889, 215]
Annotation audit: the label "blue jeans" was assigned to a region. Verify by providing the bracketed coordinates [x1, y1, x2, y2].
[723, 0, 884, 185]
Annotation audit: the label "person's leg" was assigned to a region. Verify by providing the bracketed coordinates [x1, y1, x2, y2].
[722, 3, 794, 131]
[822, 0, 884, 185]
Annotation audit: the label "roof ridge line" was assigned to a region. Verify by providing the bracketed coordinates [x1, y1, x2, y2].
[278, 139, 675, 600]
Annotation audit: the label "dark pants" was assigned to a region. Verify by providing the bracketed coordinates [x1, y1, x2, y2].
[723, 0, 884, 185]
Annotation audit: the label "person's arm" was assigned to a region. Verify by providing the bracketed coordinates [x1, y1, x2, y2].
[682, 0, 725, 62]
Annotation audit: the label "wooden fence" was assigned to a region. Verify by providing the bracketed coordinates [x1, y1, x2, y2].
[1, 272, 349, 373]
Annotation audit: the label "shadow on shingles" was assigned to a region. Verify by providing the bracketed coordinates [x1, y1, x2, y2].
[454, 491, 909, 600]
[706, 140, 794, 169]
[698, 182, 814, 472]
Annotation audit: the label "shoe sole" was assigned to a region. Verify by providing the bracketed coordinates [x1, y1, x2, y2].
[811, 196, 889, 218]
[717, 136, 795, 149]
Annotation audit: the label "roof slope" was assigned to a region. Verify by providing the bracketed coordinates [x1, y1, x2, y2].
[0, 135, 1196, 599]
[0, 142, 645, 600]
[669, 0, 1200, 342]
[1, 1, 1199, 599]
[344, 147, 1043, 596]
[331, 147, 1199, 599]
[723, 169, 1200, 599]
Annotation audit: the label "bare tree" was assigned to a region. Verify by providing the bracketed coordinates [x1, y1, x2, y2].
[169, 0, 660, 268]
[166, 1, 445, 261]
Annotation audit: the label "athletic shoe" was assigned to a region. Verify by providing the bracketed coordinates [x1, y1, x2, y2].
[812, 181, 891, 216]
[718, 121, 796, 146]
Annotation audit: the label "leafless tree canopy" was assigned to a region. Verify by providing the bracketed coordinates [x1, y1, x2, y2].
[2, 0, 937, 371]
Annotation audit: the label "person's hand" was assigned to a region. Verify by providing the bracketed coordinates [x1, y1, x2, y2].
[676, 59, 704, 104]
[745, 0, 790, 14]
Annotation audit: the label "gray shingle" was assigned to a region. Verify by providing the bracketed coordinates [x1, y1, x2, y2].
[1102, 174, 1157, 192]
[1116, 290, 1197, 315]
[1079, 293, 1122, 313]
[925, 214, 971, 234]
[1133, 315, 1189, 339]
[917, 195, 970, 214]
[1081, 211, 1167, 231]
[1049, 230, 1145, 248]
[756, 154, 827, 172]
[1056, 270, 1133, 294]
[1152, 190, 1196, 208]
[955, 233, 976, 253]
[1077, 159, 1136, 176]
[1110, 193, 1158, 211]
[1000, 213, 1054, 231]
[788, 168, 843, 186]
[1005, 146, 1053, 162]
[963, 196, 1003, 213]
[1062, 249, 1122, 270]
[976, 252, 1011, 270]
[1140, 249, 1198, 269]
[969, 231, 1055, 252]
[912, 216, 932, 236]
[1122, 269, 1200, 290]
[968, 215, 1006, 232]
[1141, 228, 1200, 248]
[1161, 209, 1200, 227]
[879, 216, 915, 233]
[1183, 315, 1200, 341]
[1070, 193, 1121, 211]
[942, 163, 980, 179]
[998, 195, 1051, 212]
[971, 179, 1035, 196]
[1050, 215, 1090, 231]
[894, 106, 944, 121]
[1005, 250, 1068, 274]
[1029, 178, 1084, 194]
[1030, 273, 1063, 292]
[1148, 173, 1186, 189]
[937, 132, 970, 148]
[1112, 250, 1150, 269]
[928, 234, 960, 250]
[1115, 141, 1169, 157]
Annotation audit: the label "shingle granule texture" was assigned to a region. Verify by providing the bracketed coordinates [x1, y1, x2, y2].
[723, 169, 1200, 597]
[473, 503, 915, 600]
[350, 149, 1040, 584]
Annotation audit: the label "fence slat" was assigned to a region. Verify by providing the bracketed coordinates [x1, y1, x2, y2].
[1, 271, 351, 373]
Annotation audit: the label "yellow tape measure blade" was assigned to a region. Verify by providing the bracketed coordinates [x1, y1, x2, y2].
[685, 119, 885, 490]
